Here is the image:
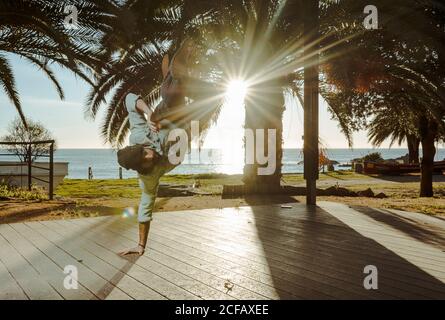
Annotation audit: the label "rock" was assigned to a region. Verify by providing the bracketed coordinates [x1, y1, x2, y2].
[322, 186, 337, 195]
[224, 280, 234, 292]
[282, 186, 307, 195]
[322, 186, 357, 197]
[357, 188, 375, 197]
[222, 184, 245, 198]
[375, 192, 388, 199]
[157, 185, 197, 197]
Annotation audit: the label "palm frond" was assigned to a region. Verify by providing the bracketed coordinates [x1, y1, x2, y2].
[0, 54, 27, 127]
[21, 55, 64, 100]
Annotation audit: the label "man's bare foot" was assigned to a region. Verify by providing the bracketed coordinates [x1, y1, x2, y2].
[118, 245, 145, 256]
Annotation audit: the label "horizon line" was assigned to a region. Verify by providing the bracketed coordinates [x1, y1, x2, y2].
[53, 147, 445, 150]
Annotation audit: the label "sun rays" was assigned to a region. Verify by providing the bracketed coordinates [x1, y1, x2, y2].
[226, 79, 248, 103]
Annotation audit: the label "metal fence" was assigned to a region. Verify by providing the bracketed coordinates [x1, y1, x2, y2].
[0, 140, 55, 200]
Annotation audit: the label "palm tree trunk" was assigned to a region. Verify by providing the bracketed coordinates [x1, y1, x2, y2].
[243, 79, 284, 194]
[407, 135, 420, 164]
[419, 116, 438, 197]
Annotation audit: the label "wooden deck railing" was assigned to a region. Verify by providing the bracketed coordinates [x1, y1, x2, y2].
[0, 140, 55, 200]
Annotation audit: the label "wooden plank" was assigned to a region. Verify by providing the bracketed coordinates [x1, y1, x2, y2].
[104, 219, 368, 299]
[68, 218, 266, 300]
[170, 216, 445, 280]
[1, 200, 443, 300]
[181, 207, 445, 263]
[59, 219, 297, 300]
[145, 215, 444, 298]
[43, 219, 223, 300]
[146, 220, 418, 299]
[175, 206, 444, 286]
[159, 209, 445, 275]
[0, 258, 28, 300]
[317, 202, 445, 258]
[388, 208, 445, 230]
[109, 218, 384, 298]
[147, 230, 376, 299]
[188, 204, 445, 248]
[218, 204, 445, 246]
[319, 202, 445, 283]
[37, 220, 166, 300]
[0, 223, 94, 300]
[47, 220, 175, 300]
[10, 221, 130, 300]
[45, 218, 201, 300]
[152, 213, 445, 285]
[72, 218, 298, 300]
[0, 229, 62, 300]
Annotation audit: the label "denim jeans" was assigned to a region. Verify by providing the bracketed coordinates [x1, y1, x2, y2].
[136, 124, 177, 223]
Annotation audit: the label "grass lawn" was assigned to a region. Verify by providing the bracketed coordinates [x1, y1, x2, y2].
[55, 171, 368, 198]
[1, 171, 444, 224]
[51, 171, 445, 216]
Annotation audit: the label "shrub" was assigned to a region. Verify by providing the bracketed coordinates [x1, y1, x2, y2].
[0, 183, 47, 201]
[361, 152, 384, 163]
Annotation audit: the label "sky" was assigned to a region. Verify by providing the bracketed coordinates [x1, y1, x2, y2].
[0, 54, 400, 150]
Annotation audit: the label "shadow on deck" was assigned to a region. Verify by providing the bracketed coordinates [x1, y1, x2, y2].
[0, 201, 444, 299]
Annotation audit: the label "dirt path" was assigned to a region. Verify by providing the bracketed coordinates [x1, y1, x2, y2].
[2, 174, 445, 224]
[291, 174, 445, 188]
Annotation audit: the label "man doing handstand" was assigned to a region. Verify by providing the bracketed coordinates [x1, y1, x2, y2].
[119, 40, 198, 256]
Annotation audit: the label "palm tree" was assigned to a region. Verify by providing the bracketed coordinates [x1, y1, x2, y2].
[186, 0, 315, 193]
[0, 0, 113, 126]
[86, 0, 225, 147]
[90, 0, 355, 194]
[321, 0, 445, 197]
[212, 0, 392, 193]
[367, 110, 420, 164]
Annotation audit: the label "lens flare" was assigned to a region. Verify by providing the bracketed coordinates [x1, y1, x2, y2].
[122, 207, 135, 218]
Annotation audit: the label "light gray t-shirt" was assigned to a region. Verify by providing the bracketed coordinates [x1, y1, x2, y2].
[125, 93, 162, 155]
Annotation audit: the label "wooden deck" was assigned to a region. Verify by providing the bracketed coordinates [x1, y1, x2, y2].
[0, 201, 444, 300]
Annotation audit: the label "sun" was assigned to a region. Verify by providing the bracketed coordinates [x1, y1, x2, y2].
[201, 78, 248, 174]
[226, 79, 248, 102]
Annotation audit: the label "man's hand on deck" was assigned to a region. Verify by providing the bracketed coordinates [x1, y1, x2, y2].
[118, 245, 145, 256]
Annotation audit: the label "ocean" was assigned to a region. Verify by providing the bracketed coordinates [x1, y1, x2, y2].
[1, 148, 444, 179]
[49, 148, 445, 179]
